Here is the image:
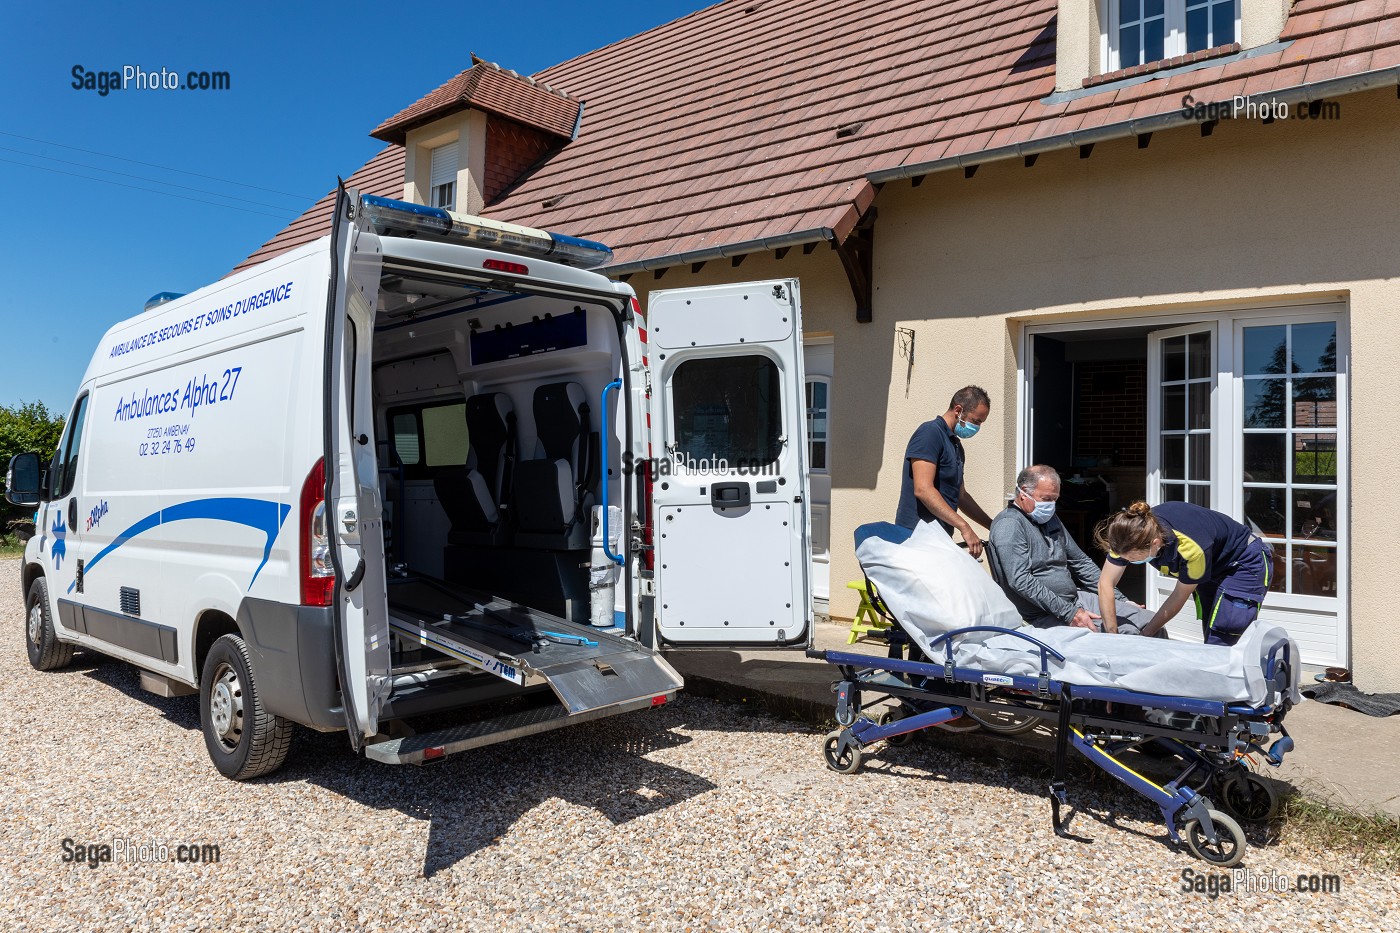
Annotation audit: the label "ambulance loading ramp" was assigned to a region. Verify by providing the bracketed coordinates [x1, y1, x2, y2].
[368, 578, 681, 764]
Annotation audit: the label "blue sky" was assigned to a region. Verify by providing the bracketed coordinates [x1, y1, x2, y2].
[1, 0, 714, 412]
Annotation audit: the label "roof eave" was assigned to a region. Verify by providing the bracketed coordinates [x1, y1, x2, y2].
[603, 227, 838, 277]
[869, 67, 1400, 185]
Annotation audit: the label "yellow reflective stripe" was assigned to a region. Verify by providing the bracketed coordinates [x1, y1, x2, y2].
[1072, 727, 1167, 793]
[1174, 530, 1208, 581]
[1208, 592, 1223, 629]
[1262, 548, 1271, 587]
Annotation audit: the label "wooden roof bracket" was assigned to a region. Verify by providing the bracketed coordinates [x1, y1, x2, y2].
[830, 208, 877, 323]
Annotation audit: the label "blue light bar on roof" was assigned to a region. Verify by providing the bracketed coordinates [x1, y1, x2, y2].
[359, 194, 613, 269]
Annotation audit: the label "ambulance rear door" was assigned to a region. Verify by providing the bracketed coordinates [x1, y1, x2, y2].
[645, 280, 811, 647]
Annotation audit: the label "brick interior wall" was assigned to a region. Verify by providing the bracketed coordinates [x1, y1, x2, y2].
[1073, 359, 1147, 467]
[484, 118, 561, 203]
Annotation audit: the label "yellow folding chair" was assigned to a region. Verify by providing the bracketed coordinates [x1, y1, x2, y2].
[845, 579, 891, 644]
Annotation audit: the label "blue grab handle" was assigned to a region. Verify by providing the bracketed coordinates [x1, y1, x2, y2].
[599, 380, 625, 566]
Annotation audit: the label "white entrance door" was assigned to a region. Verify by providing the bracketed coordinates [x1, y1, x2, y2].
[804, 339, 833, 607]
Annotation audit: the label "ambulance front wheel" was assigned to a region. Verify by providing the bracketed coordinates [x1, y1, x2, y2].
[26, 577, 74, 671]
[200, 634, 293, 780]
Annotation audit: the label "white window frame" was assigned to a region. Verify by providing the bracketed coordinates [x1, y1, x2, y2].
[428, 141, 458, 211]
[1231, 311, 1348, 611]
[1101, 0, 1241, 73]
[1017, 299, 1349, 666]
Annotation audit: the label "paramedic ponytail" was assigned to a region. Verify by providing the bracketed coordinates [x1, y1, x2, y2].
[1094, 500, 1161, 556]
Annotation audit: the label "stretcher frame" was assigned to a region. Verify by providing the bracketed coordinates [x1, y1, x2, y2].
[809, 580, 1297, 867]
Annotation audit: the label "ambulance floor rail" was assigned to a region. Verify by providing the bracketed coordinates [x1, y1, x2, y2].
[808, 625, 1295, 868]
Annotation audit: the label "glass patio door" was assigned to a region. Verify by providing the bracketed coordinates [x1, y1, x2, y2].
[1146, 322, 1217, 632]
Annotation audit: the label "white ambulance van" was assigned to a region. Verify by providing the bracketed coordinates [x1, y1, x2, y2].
[6, 188, 812, 779]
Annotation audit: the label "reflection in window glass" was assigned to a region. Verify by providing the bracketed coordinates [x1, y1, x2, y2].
[1291, 321, 1337, 374]
[1243, 488, 1286, 537]
[1189, 434, 1210, 481]
[672, 355, 782, 466]
[1293, 434, 1337, 483]
[422, 402, 469, 468]
[1293, 545, 1338, 596]
[1188, 332, 1211, 379]
[1292, 378, 1337, 428]
[1162, 335, 1186, 382]
[1188, 382, 1210, 429]
[1188, 484, 1210, 507]
[1243, 433, 1285, 483]
[1294, 488, 1337, 541]
[1162, 435, 1185, 480]
[806, 380, 829, 471]
[1161, 482, 1186, 502]
[1243, 325, 1287, 375]
[1162, 384, 1185, 431]
[1244, 379, 1284, 427]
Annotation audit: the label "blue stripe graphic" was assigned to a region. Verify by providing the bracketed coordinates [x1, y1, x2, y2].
[68, 498, 292, 593]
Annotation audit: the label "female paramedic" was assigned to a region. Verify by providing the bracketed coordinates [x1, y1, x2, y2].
[1093, 501, 1275, 646]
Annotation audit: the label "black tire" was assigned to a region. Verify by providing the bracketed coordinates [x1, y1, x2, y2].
[1183, 809, 1246, 867]
[200, 634, 293, 780]
[1218, 770, 1279, 822]
[877, 707, 915, 747]
[967, 702, 1041, 736]
[25, 577, 74, 671]
[823, 730, 863, 774]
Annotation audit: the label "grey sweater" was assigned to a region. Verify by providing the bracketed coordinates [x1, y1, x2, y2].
[988, 505, 1104, 626]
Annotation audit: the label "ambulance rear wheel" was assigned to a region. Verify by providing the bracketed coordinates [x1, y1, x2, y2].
[200, 634, 293, 780]
[26, 577, 74, 671]
[823, 731, 863, 774]
[1183, 810, 1246, 867]
[877, 707, 915, 747]
[1219, 771, 1279, 822]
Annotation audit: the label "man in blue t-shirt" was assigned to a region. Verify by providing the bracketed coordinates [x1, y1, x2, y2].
[894, 385, 995, 557]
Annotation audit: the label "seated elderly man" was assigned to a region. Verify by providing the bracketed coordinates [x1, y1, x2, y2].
[988, 465, 1160, 636]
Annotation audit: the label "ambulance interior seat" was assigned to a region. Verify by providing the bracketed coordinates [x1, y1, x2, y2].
[434, 393, 516, 547]
[440, 381, 598, 623]
[512, 382, 597, 551]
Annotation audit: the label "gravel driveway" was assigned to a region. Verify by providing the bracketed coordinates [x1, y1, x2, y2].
[1, 558, 1396, 931]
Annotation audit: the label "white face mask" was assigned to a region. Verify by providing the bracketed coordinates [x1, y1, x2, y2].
[1021, 488, 1057, 524]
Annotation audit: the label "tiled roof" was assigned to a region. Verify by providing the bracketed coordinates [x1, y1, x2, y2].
[371, 58, 580, 144]
[239, 0, 1400, 273]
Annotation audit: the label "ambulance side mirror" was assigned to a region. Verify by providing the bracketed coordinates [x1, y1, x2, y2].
[4, 452, 41, 507]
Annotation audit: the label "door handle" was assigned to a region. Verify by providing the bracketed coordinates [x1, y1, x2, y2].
[68, 497, 77, 533]
[710, 482, 750, 510]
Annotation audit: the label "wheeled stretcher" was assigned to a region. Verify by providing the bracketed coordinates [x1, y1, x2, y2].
[809, 522, 1302, 867]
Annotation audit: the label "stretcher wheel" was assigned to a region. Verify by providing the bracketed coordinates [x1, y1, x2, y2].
[968, 707, 1040, 736]
[1183, 810, 1246, 867]
[877, 708, 915, 747]
[1219, 771, 1279, 822]
[823, 731, 863, 774]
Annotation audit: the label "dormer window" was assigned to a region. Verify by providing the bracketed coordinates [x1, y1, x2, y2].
[1105, 0, 1238, 71]
[429, 142, 458, 210]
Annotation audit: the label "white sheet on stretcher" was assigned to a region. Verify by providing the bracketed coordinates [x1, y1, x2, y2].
[856, 520, 1302, 707]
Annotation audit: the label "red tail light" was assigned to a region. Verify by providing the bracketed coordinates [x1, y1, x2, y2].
[483, 259, 529, 275]
[300, 457, 334, 606]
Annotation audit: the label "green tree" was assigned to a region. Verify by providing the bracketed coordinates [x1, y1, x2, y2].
[1, 400, 66, 543]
